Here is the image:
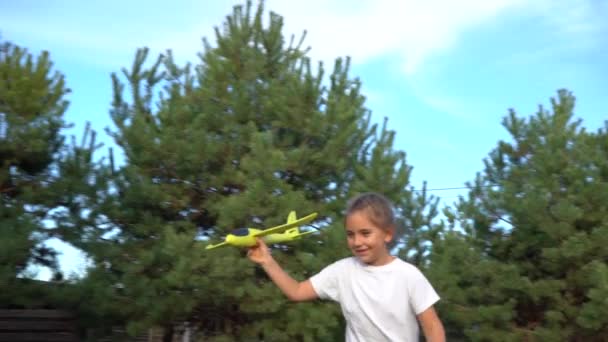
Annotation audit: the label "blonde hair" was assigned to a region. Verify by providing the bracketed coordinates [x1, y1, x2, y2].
[345, 192, 395, 231]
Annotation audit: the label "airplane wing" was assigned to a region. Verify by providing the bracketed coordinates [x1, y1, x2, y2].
[290, 230, 316, 239]
[252, 212, 318, 238]
[205, 241, 228, 250]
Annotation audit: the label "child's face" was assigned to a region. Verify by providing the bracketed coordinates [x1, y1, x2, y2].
[345, 210, 394, 266]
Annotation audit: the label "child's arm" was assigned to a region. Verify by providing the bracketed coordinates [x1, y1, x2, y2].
[248, 238, 318, 302]
[417, 306, 445, 342]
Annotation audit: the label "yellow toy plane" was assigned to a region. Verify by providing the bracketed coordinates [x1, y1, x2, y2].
[205, 211, 318, 250]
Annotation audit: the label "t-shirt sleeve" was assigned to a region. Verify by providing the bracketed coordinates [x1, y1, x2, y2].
[409, 267, 440, 315]
[309, 260, 342, 302]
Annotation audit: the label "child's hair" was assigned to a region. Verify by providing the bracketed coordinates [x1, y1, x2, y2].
[345, 192, 395, 231]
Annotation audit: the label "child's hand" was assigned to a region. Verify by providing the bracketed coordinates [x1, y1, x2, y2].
[247, 238, 272, 265]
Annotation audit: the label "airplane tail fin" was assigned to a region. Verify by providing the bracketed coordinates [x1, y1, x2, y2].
[287, 211, 297, 224]
[286, 211, 299, 236]
[285, 211, 315, 239]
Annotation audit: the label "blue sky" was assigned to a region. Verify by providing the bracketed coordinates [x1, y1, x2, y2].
[2, 0, 607, 279]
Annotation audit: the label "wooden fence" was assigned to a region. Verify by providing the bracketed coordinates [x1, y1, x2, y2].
[0, 309, 78, 342]
[0, 309, 187, 341]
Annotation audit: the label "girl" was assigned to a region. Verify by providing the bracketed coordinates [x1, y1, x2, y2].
[247, 192, 445, 341]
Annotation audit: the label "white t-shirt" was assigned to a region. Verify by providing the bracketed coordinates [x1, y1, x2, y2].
[310, 257, 440, 342]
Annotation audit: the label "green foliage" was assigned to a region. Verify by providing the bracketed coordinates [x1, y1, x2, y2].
[430, 90, 608, 340]
[0, 40, 67, 286]
[0, 39, 109, 322]
[77, 1, 436, 339]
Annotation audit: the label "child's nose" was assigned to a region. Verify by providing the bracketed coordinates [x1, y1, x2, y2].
[353, 235, 363, 246]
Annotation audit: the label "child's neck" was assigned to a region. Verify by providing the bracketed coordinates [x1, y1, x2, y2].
[365, 254, 395, 267]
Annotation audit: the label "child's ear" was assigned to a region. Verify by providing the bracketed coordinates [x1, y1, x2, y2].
[384, 226, 395, 243]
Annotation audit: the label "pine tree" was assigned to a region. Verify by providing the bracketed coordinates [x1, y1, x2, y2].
[428, 90, 608, 340]
[0, 40, 104, 307]
[80, 1, 438, 339]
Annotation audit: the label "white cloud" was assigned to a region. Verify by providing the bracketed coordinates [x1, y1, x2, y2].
[405, 0, 607, 120]
[3, 0, 604, 74]
[1, 0, 531, 73]
[264, 0, 529, 74]
[0, 1, 232, 67]
[529, 0, 608, 36]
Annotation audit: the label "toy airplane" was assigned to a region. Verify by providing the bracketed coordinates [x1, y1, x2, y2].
[205, 211, 318, 250]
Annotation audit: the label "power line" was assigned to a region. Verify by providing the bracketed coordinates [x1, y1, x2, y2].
[412, 186, 469, 192]
[411, 185, 499, 192]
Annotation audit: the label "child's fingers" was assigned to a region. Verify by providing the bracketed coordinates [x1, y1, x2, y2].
[247, 243, 258, 256]
[256, 237, 267, 248]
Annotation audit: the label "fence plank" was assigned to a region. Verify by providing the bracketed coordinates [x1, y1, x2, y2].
[0, 321, 75, 331]
[0, 332, 77, 342]
[0, 310, 73, 319]
[0, 309, 77, 341]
